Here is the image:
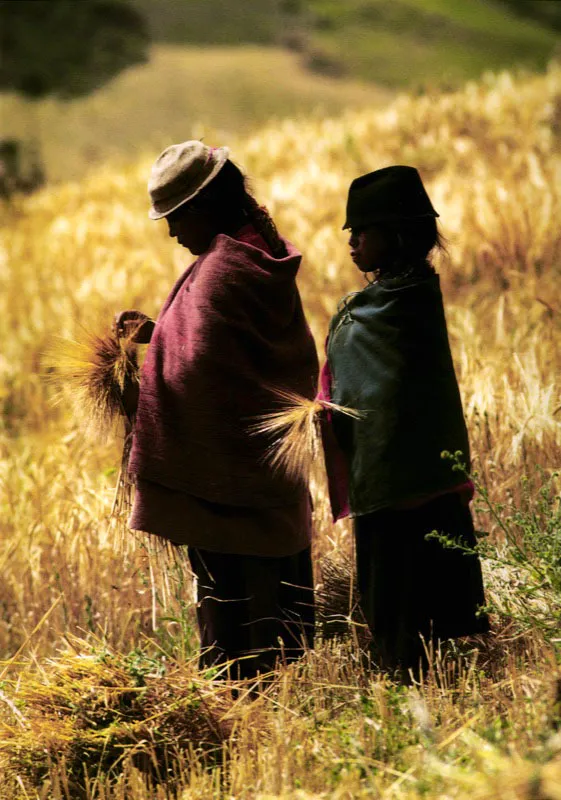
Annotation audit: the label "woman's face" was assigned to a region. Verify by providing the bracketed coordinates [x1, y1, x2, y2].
[348, 226, 390, 273]
[165, 204, 216, 255]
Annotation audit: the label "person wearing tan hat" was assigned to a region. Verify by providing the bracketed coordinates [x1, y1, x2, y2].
[115, 141, 319, 680]
[319, 166, 489, 680]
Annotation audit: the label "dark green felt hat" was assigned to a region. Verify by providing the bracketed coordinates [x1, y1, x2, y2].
[342, 165, 439, 230]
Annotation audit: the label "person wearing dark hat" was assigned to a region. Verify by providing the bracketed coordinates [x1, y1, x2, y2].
[115, 140, 318, 679]
[319, 165, 489, 679]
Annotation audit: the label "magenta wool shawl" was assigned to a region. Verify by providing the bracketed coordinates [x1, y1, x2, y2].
[128, 225, 319, 507]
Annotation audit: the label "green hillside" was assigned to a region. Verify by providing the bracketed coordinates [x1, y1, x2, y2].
[306, 0, 559, 87]
[129, 0, 279, 44]
[128, 0, 560, 89]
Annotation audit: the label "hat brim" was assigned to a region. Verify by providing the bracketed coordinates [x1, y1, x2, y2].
[148, 146, 230, 220]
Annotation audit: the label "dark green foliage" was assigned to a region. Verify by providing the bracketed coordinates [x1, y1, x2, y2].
[0, 0, 149, 99]
[0, 136, 45, 201]
[499, 0, 561, 32]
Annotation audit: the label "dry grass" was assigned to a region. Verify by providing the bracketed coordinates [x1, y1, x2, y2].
[0, 62, 560, 797]
[1, 634, 560, 799]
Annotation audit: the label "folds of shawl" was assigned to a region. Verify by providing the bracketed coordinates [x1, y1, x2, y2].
[129, 225, 319, 507]
[323, 274, 471, 519]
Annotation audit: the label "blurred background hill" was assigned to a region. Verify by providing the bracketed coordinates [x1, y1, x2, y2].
[1, 0, 559, 183]
[130, 0, 560, 87]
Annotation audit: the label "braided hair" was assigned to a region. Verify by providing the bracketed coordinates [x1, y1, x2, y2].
[188, 159, 288, 258]
[242, 193, 288, 259]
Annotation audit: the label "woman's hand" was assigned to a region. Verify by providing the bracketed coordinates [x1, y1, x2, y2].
[113, 310, 155, 344]
[120, 375, 140, 419]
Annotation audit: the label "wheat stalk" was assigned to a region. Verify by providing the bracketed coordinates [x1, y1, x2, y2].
[45, 326, 140, 437]
[45, 325, 144, 555]
[251, 388, 361, 483]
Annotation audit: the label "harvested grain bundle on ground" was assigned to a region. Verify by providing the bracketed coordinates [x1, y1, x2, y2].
[0, 639, 237, 795]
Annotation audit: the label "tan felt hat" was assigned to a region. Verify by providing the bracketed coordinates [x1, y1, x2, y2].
[148, 140, 230, 220]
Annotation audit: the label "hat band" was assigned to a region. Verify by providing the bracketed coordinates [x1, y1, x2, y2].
[344, 210, 439, 229]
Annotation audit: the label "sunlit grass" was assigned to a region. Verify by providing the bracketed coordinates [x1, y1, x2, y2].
[0, 62, 560, 798]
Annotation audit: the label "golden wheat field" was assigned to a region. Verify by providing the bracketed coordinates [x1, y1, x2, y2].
[1, 62, 561, 799]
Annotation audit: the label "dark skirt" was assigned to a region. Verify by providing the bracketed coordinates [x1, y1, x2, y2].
[188, 546, 315, 679]
[354, 492, 489, 674]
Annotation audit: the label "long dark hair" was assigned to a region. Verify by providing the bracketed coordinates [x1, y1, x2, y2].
[375, 217, 446, 281]
[187, 159, 288, 258]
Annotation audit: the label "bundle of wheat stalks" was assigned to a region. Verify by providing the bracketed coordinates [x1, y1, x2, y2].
[0, 638, 235, 794]
[48, 327, 139, 432]
[316, 549, 371, 647]
[253, 388, 361, 484]
[47, 326, 140, 528]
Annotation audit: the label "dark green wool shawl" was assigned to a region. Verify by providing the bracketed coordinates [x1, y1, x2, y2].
[327, 274, 470, 517]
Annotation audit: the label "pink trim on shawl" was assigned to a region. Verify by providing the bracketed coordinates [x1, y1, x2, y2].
[392, 480, 475, 510]
[317, 358, 351, 522]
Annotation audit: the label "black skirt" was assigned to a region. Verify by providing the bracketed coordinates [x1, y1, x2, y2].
[354, 492, 489, 673]
[188, 546, 315, 679]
